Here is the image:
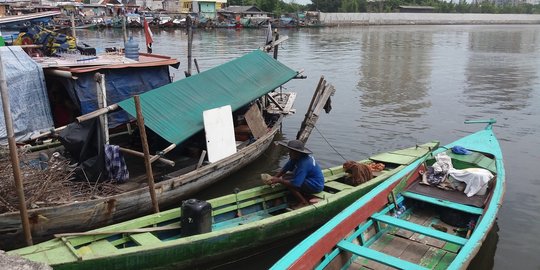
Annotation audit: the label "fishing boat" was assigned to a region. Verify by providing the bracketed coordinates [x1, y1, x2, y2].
[0, 50, 298, 250]
[8, 142, 438, 269]
[272, 119, 504, 270]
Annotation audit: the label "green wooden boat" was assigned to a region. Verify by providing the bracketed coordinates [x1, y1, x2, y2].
[8, 142, 438, 270]
[272, 119, 504, 270]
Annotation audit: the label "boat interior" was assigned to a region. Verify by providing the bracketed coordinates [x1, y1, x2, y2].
[51, 157, 400, 258]
[320, 148, 498, 270]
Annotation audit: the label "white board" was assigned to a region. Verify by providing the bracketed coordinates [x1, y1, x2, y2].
[203, 105, 237, 163]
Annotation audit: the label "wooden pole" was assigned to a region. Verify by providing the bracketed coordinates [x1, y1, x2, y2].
[122, 15, 127, 45]
[273, 30, 279, 60]
[134, 95, 159, 213]
[186, 16, 193, 77]
[70, 13, 76, 41]
[0, 54, 33, 246]
[119, 146, 175, 167]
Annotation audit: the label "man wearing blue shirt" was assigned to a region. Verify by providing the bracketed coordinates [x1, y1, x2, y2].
[271, 140, 324, 208]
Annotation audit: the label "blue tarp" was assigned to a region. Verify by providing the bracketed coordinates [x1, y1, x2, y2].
[63, 65, 171, 128]
[0, 46, 53, 143]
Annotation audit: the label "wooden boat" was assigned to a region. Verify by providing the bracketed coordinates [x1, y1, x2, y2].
[0, 50, 298, 250]
[8, 142, 438, 269]
[272, 119, 504, 270]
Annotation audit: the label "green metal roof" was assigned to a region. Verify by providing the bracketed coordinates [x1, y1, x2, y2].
[118, 50, 297, 145]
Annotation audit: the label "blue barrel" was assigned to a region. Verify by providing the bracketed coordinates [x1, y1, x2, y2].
[124, 36, 139, 61]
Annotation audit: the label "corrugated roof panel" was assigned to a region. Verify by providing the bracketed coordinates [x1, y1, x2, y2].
[118, 50, 297, 144]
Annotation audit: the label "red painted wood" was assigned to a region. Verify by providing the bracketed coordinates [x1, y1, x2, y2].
[289, 165, 424, 269]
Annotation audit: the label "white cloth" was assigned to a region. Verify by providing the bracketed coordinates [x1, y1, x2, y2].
[432, 152, 453, 174]
[449, 168, 493, 197]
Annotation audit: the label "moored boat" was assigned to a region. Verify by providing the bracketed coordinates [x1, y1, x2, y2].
[0, 50, 298, 250]
[8, 142, 438, 269]
[272, 119, 504, 270]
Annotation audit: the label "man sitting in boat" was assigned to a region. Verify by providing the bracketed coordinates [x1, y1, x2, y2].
[270, 140, 324, 208]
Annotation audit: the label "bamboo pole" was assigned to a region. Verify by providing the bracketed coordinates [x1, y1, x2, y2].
[95, 73, 109, 144]
[134, 95, 159, 213]
[118, 146, 175, 166]
[0, 54, 33, 246]
[70, 13, 76, 41]
[76, 104, 119, 123]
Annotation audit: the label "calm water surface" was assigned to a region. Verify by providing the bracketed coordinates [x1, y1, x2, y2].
[79, 25, 540, 269]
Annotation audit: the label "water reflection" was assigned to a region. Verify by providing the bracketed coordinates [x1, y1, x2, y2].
[74, 26, 540, 270]
[465, 29, 539, 114]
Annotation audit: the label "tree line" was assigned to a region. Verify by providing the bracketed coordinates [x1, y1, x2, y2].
[228, 0, 540, 15]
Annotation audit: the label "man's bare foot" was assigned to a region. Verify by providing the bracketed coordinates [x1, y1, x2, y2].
[286, 202, 309, 211]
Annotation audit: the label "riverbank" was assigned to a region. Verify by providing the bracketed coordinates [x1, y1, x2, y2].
[320, 12, 540, 25]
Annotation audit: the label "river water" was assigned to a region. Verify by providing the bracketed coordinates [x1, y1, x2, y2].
[78, 25, 540, 269]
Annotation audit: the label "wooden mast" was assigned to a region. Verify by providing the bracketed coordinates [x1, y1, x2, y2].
[134, 95, 160, 213]
[0, 53, 33, 246]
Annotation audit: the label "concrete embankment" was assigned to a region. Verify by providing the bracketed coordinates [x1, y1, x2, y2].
[320, 12, 540, 25]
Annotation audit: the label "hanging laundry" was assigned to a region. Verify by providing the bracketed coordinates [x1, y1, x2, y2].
[104, 144, 129, 183]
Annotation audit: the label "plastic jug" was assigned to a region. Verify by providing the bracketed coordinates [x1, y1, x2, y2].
[124, 36, 139, 61]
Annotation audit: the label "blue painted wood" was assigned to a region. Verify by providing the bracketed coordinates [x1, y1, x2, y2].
[337, 240, 429, 270]
[371, 214, 468, 245]
[401, 191, 484, 215]
[314, 248, 342, 270]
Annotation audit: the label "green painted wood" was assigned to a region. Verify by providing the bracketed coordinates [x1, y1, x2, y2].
[418, 247, 447, 269]
[313, 191, 332, 199]
[325, 181, 353, 191]
[88, 240, 118, 256]
[131, 233, 162, 246]
[434, 252, 457, 270]
[337, 241, 429, 270]
[442, 241, 461, 253]
[370, 152, 417, 165]
[211, 191, 286, 216]
[401, 191, 484, 215]
[371, 214, 468, 246]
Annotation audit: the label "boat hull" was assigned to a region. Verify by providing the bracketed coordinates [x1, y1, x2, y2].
[9, 143, 438, 269]
[0, 116, 283, 250]
[272, 123, 505, 270]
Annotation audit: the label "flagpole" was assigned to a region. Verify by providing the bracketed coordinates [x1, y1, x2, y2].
[144, 18, 153, 54]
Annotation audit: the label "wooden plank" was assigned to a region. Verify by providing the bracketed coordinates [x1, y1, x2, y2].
[338, 241, 428, 270]
[325, 181, 353, 191]
[434, 252, 457, 270]
[356, 233, 393, 269]
[394, 210, 430, 239]
[378, 235, 412, 270]
[88, 239, 118, 255]
[130, 232, 162, 246]
[371, 214, 468, 246]
[244, 104, 267, 139]
[418, 247, 447, 269]
[401, 191, 484, 215]
[398, 239, 430, 264]
[370, 152, 417, 165]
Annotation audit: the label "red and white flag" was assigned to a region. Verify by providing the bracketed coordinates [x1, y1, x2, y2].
[144, 18, 153, 52]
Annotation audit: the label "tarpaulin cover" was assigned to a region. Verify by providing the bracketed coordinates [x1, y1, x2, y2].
[118, 50, 297, 145]
[0, 46, 53, 143]
[63, 65, 171, 128]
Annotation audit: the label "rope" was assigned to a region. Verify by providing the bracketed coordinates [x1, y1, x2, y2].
[314, 125, 348, 161]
